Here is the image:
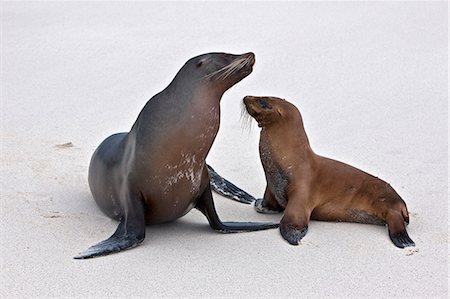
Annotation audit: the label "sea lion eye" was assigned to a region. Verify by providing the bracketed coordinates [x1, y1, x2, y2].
[196, 59, 206, 68]
[257, 98, 272, 109]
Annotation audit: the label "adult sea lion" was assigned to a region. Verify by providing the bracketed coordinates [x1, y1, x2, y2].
[243, 95, 415, 248]
[74, 53, 278, 259]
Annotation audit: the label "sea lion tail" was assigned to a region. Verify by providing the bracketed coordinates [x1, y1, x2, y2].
[207, 164, 255, 204]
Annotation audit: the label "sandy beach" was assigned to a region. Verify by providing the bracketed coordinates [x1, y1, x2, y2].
[1, 2, 448, 298]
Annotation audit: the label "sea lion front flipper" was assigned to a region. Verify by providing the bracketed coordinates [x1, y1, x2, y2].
[280, 223, 308, 246]
[255, 198, 283, 214]
[74, 199, 146, 259]
[207, 164, 256, 204]
[279, 194, 311, 245]
[196, 184, 279, 232]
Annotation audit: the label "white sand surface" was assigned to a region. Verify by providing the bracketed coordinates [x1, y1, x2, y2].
[1, 2, 448, 298]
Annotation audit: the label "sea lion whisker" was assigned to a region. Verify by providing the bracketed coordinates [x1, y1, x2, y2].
[204, 58, 248, 80]
[240, 100, 254, 133]
[204, 68, 225, 79]
[217, 62, 240, 80]
[203, 61, 236, 79]
[223, 58, 248, 79]
[220, 66, 239, 80]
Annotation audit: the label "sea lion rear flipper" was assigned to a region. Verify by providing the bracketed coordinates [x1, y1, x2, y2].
[387, 209, 415, 248]
[74, 199, 146, 259]
[207, 164, 255, 204]
[196, 185, 279, 232]
[389, 230, 415, 248]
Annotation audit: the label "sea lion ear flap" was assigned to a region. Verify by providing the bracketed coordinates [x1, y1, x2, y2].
[277, 108, 283, 117]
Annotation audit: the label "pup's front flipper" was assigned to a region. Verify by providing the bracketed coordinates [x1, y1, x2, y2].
[254, 186, 284, 214]
[280, 220, 308, 245]
[255, 198, 284, 214]
[279, 194, 311, 245]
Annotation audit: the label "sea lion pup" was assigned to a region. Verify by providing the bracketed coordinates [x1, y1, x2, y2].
[74, 53, 278, 259]
[243, 96, 415, 248]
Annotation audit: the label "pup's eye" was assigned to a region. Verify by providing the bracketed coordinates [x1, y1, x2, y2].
[257, 98, 272, 109]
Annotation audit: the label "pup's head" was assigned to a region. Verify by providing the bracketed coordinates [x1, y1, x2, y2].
[243, 96, 298, 128]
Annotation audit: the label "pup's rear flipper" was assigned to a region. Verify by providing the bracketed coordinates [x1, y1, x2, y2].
[389, 230, 415, 248]
[207, 164, 255, 204]
[387, 209, 415, 248]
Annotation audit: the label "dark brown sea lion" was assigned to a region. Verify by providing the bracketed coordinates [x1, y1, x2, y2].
[243, 95, 415, 248]
[74, 53, 278, 259]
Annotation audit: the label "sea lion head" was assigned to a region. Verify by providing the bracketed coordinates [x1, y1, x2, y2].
[243, 96, 298, 128]
[183, 52, 255, 92]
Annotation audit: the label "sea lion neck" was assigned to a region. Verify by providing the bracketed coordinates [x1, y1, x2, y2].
[259, 115, 315, 170]
[262, 116, 311, 148]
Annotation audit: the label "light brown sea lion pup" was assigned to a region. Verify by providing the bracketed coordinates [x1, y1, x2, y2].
[243, 95, 415, 248]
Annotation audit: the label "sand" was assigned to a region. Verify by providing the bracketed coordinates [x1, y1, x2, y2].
[1, 1, 448, 298]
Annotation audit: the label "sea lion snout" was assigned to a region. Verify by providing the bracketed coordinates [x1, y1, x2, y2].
[241, 52, 255, 65]
[243, 95, 254, 105]
[202, 52, 255, 86]
[244, 96, 277, 108]
[243, 96, 259, 115]
[243, 96, 270, 127]
[243, 96, 279, 127]
[243, 95, 266, 106]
